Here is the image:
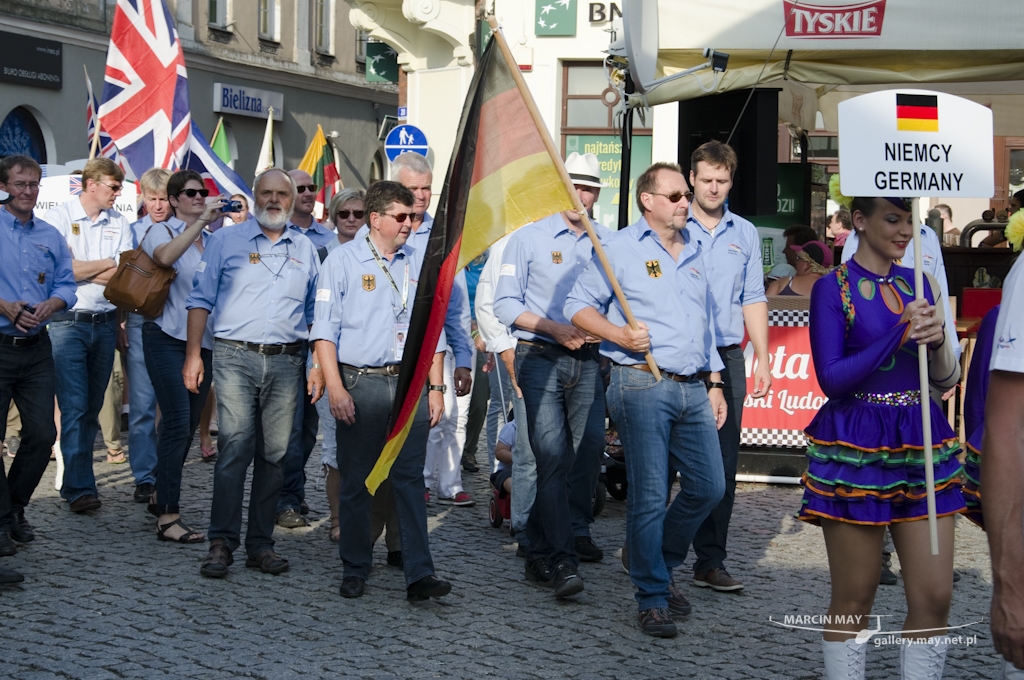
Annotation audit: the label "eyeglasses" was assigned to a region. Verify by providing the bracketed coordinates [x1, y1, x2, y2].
[99, 181, 123, 192]
[296, 184, 318, 194]
[8, 181, 40, 191]
[179, 188, 210, 198]
[383, 212, 412, 223]
[648, 191, 693, 203]
[334, 210, 365, 220]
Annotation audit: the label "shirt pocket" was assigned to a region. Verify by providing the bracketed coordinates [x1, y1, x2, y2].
[30, 247, 56, 289]
[284, 267, 308, 301]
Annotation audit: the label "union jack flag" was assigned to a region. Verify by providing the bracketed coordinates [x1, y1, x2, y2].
[70, 178, 82, 196]
[85, 69, 132, 178]
[98, 0, 190, 177]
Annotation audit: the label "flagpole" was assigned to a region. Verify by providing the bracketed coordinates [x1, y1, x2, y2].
[211, 116, 224, 148]
[911, 198, 939, 555]
[486, 16, 661, 380]
[85, 65, 102, 161]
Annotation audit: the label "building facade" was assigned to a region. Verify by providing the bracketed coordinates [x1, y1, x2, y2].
[0, 0, 397, 188]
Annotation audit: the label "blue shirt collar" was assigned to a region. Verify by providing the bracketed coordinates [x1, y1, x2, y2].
[356, 234, 414, 264]
[634, 216, 699, 259]
[242, 219, 297, 243]
[2, 206, 34, 231]
[687, 209, 735, 236]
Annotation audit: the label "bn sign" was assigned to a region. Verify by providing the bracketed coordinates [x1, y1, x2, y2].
[588, 2, 622, 23]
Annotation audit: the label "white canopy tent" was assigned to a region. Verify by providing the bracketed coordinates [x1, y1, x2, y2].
[636, 0, 1024, 135]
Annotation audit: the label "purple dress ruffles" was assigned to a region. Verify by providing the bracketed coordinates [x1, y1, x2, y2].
[797, 259, 965, 526]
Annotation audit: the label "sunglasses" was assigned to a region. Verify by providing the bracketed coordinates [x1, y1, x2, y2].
[383, 212, 413, 223]
[296, 184, 318, 194]
[649, 191, 693, 203]
[99, 181, 123, 192]
[334, 210, 365, 220]
[179, 188, 210, 198]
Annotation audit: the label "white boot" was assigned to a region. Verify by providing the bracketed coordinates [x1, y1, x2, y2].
[822, 638, 867, 679]
[900, 637, 948, 680]
[1004, 659, 1024, 679]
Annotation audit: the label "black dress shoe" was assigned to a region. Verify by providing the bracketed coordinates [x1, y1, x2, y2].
[299, 500, 310, 515]
[69, 495, 101, 514]
[387, 551, 403, 568]
[524, 558, 553, 587]
[0, 530, 15, 557]
[552, 562, 584, 599]
[0, 564, 24, 585]
[461, 459, 479, 473]
[407, 574, 451, 601]
[10, 510, 34, 543]
[339, 576, 366, 598]
[574, 536, 603, 562]
[133, 483, 155, 504]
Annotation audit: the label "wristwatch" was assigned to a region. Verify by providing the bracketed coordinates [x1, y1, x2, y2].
[429, 384, 447, 393]
[706, 381, 726, 392]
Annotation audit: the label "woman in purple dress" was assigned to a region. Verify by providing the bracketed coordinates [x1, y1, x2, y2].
[799, 194, 962, 679]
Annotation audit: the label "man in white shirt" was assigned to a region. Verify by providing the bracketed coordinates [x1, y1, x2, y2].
[43, 158, 133, 513]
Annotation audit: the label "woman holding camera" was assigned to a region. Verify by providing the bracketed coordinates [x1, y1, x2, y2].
[141, 169, 224, 543]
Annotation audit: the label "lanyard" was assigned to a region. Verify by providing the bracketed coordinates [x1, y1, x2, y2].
[256, 239, 291, 278]
[365, 235, 409, 313]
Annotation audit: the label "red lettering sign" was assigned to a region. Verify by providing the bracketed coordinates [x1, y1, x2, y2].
[783, 0, 886, 38]
[741, 324, 827, 432]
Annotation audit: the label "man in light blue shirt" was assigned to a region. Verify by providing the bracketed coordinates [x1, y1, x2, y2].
[0, 155, 76, 573]
[311, 180, 451, 602]
[566, 162, 727, 637]
[684, 141, 771, 593]
[43, 157, 134, 514]
[493, 151, 609, 597]
[185, 168, 320, 579]
[287, 169, 336, 249]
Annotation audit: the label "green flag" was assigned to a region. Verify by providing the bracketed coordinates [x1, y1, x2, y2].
[366, 43, 398, 83]
[210, 118, 231, 164]
[535, 0, 576, 36]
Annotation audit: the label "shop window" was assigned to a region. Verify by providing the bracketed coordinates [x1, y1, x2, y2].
[315, 0, 334, 54]
[258, 0, 279, 42]
[0, 107, 47, 163]
[1009, 149, 1024, 198]
[208, 0, 227, 27]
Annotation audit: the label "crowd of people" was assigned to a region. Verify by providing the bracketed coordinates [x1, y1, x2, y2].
[0, 137, 1023, 678]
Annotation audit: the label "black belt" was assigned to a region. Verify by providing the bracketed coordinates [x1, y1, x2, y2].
[617, 362, 699, 383]
[718, 344, 741, 352]
[216, 338, 305, 355]
[0, 330, 46, 348]
[518, 338, 600, 353]
[341, 363, 401, 376]
[51, 310, 119, 323]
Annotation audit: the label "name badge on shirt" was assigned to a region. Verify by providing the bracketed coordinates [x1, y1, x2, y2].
[362, 274, 376, 291]
[249, 253, 261, 264]
[551, 251, 563, 264]
[38, 272, 45, 284]
[71, 223, 80, 236]
[394, 322, 409, 358]
[646, 260, 662, 278]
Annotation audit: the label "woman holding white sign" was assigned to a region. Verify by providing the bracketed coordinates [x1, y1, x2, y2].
[799, 184, 962, 679]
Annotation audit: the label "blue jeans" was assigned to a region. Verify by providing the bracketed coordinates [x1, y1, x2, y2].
[607, 365, 725, 611]
[509, 390, 535, 548]
[486, 355, 514, 472]
[50, 317, 118, 503]
[335, 367, 435, 586]
[515, 341, 605, 568]
[692, 345, 745, 575]
[278, 362, 320, 514]
[0, 336, 57, 528]
[126, 314, 157, 486]
[208, 341, 304, 556]
[143, 323, 211, 515]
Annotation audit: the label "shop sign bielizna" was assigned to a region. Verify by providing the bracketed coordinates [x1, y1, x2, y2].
[213, 83, 284, 121]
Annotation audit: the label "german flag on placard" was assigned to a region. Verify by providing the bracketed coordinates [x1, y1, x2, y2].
[896, 93, 939, 132]
[298, 124, 342, 219]
[364, 25, 577, 493]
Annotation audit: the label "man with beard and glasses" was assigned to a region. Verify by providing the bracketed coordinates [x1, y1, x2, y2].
[185, 168, 321, 579]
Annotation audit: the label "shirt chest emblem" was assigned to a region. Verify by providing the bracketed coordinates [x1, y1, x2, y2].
[727, 243, 743, 256]
[646, 260, 662, 278]
[38, 272, 45, 284]
[362, 274, 376, 291]
[249, 253, 261, 264]
[71, 223, 80, 236]
[688, 267, 702, 280]
[551, 251, 562, 264]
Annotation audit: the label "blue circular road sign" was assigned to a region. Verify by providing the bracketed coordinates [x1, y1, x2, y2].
[384, 124, 429, 162]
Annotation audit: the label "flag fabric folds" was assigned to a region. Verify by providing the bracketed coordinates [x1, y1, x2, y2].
[184, 121, 253, 200]
[99, 0, 190, 177]
[364, 31, 576, 492]
[85, 69, 132, 179]
[298, 125, 342, 220]
[255, 108, 275, 177]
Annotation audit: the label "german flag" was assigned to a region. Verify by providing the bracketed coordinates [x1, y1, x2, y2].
[298, 124, 342, 219]
[896, 93, 939, 132]
[364, 24, 577, 493]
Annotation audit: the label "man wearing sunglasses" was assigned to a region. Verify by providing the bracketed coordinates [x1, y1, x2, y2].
[493, 151, 610, 598]
[684, 140, 771, 594]
[274, 169, 337, 531]
[43, 158, 134, 514]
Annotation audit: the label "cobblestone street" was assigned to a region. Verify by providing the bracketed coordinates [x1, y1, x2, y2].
[0, 438, 1002, 679]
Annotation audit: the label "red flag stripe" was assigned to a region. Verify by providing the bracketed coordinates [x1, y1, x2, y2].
[896, 105, 938, 120]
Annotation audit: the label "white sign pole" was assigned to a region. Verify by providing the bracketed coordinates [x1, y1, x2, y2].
[911, 198, 939, 555]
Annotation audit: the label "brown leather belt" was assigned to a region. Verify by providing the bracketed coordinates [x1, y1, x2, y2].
[341, 363, 401, 376]
[216, 338, 305, 355]
[621, 363, 699, 383]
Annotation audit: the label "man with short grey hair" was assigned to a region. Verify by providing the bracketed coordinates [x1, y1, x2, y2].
[185, 168, 321, 579]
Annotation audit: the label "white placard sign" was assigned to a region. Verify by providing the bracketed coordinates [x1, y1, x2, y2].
[34, 175, 138, 221]
[838, 90, 993, 198]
